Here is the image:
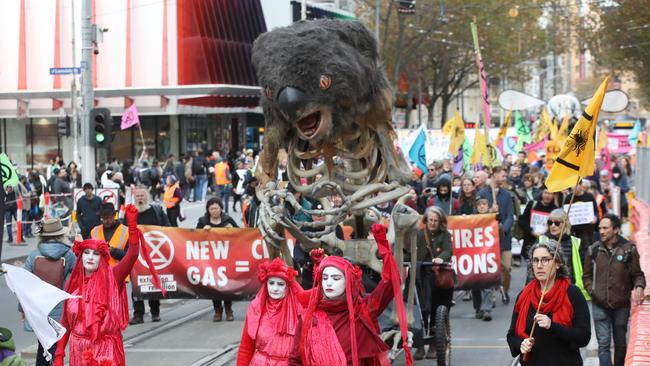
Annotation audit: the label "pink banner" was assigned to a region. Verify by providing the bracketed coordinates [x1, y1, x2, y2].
[606, 133, 632, 154]
[523, 139, 547, 153]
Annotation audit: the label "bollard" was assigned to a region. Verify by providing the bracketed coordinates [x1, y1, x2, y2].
[15, 197, 23, 244]
[44, 192, 51, 219]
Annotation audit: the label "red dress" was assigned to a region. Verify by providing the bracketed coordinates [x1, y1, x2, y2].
[54, 206, 164, 366]
[290, 224, 412, 366]
[237, 258, 306, 366]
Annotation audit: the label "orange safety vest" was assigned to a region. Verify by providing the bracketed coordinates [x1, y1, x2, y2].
[164, 183, 180, 208]
[215, 162, 231, 185]
[596, 194, 605, 219]
[91, 224, 129, 267]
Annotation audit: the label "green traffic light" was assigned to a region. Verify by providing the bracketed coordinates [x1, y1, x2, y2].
[96, 133, 105, 143]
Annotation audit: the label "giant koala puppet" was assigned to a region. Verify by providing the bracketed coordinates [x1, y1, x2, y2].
[252, 19, 411, 196]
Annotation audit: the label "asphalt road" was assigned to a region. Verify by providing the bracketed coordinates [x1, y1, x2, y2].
[1, 196, 599, 365]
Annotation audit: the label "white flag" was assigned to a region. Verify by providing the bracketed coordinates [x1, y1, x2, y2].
[2, 264, 79, 361]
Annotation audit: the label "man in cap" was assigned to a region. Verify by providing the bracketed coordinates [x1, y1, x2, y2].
[22, 218, 76, 366]
[90, 202, 130, 267]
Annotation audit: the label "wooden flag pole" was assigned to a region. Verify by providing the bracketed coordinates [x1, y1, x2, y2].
[137, 123, 147, 154]
[522, 177, 580, 361]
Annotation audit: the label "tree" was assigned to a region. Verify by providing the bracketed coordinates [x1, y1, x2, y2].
[579, 1, 650, 108]
[357, 0, 553, 128]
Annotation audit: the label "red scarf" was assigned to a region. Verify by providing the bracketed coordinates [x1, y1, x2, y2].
[514, 277, 573, 339]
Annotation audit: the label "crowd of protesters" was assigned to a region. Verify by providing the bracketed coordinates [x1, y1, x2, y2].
[3, 141, 643, 365]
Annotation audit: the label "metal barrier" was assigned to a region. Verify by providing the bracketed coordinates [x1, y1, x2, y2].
[636, 147, 650, 207]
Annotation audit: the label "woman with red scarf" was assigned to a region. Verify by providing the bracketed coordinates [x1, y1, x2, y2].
[237, 258, 305, 365]
[507, 240, 590, 365]
[289, 224, 412, 366]
[53, 205, 165, 366]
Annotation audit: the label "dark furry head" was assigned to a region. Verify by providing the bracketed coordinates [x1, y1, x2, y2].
[252, 20, 390, 143]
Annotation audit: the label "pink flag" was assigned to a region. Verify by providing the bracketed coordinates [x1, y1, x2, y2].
[120, 104, 140, 130]
[476, 55, 491, 128]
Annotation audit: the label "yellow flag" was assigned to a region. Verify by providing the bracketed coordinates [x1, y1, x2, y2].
[444, 111, 465, 156]
[470, 129, 487, 165]
[545, 77, 609, 192]
[533, 115, 550, 143]
[558, 116, 570, 138]
[495, 109, 511, 146]
[596, 127, 609, 152]
[542, 109, 558, 140]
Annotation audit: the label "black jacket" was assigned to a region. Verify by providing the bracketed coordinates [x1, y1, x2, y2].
[196, 214, 239, 228]
[76, 195, 102, 232]
[507, 284, 591, 365]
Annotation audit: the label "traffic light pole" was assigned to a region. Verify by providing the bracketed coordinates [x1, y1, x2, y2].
[80, 0, 95, 185]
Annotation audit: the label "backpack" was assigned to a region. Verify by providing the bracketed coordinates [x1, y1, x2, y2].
[32, 256, 66, 289]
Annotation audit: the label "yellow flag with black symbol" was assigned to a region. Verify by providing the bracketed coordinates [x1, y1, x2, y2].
[533, 114, 550, 143]
[470, 129, 488, 165]
[546, 77, 609, 192]
[495, 109, 511, 147]
[443, 111, 465, 157]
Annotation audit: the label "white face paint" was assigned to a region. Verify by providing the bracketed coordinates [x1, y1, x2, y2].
[322, 266, 346, 299]
[267, 276, 287, 300]
[82, 249, 101, 274]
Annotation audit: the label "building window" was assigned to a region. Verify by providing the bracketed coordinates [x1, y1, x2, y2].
[27, 118, 59, 166]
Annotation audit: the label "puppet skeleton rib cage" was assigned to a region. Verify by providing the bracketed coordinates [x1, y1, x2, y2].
[251, 20, 423, 348]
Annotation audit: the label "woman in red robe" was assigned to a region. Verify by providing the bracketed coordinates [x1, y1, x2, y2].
[53, 205, 164, 366]
[237, 258, 304, 365]
[290, 224, 412, 366]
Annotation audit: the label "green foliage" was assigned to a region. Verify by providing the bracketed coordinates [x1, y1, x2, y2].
[357, 0, 553, 126]
[580, 1, 650, 107]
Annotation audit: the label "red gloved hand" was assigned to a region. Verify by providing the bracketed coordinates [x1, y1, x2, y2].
[371, 223, 391, 259]
[125, 204, 139, 231]
[309, 248, 326, 270]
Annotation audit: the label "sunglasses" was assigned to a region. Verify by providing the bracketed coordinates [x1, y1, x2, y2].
[547, 220, 563, 227]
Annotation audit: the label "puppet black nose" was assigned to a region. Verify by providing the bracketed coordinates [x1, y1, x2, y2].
[277, 86, 307, 122]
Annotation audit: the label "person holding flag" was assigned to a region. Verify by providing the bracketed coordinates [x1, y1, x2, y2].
[53, 205, 166, 366]
[511, 77, 609, 363]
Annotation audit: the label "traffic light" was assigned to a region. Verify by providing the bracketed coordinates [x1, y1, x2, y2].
[89, 108, 112, 148]
[57, 116, 70, 137]
[397, 0, 416, 14]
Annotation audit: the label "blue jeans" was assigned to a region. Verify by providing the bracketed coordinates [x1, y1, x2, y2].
[218, 185, 231, 213]
[5, 208, 17, 241]
[592, 302, 630, 366]
[195, 174, 207, 201]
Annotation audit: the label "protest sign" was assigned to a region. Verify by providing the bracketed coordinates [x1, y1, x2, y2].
[563, 201, 595, 226]
[131, 226, 289, 299]
[530, 210, 550, 235]
[448, 214, 501, 290]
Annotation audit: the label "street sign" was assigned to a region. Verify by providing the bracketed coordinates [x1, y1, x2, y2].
[49, 67, 81, 75]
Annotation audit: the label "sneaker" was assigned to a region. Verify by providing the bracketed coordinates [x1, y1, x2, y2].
[502, 292, 510, 305]
[414, 347, 425, 360]
[425, 346, 436, 359]
[151, 314, 161, 322]
[129, 316, 144, 325]
[482, 311, 492, 321]
[475, 310, 484, 319]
